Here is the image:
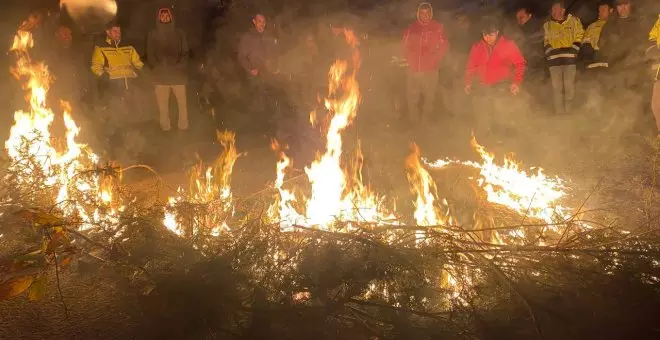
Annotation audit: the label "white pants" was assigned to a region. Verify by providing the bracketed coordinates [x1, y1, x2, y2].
[154, 84, 188, 131]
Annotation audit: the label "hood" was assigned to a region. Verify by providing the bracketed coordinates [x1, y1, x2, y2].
[416, 2, 433, 23]
[156, 7, 176, 34]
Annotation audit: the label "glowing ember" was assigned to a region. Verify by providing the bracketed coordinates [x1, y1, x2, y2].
[5, 18, 121, 232]
[164, 131, 239, 238]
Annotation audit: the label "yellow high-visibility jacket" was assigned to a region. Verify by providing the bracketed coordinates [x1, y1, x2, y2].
[649, 15, 660, 80]
[91, 38, 144, 80]
[543, 14, 584, 66]
[650, 15, 659, 45]
[584, 19, 606, 50]
[583, 19, 608, 68]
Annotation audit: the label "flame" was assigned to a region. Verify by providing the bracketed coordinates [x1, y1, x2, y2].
[425, 136, 568, 225]
[269, 28, 394, 230]
[5, 19, 121, 233]
[405, 143, 449, 228]
[268, 140, 305, 231]
[164, 131, 238, 238]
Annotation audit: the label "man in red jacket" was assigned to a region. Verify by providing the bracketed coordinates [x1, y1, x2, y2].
[464, 20, 527, 142]
[402, 2, 449, 124]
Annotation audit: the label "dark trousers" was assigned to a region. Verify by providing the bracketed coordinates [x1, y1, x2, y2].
[470, 84, 530, 146]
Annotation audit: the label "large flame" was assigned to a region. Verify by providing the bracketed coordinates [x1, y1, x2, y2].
[405, 143, 450, 228]
[425, 136, 569, 225]
[6, 18, 121, 232]
[269, 29, 394, 230]
[164, 131, 239, 238]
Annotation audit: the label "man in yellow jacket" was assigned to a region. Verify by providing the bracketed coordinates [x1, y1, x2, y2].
[91, 21, 144, 109]
[648, 14, 660, 135]
[91, 21, 145, 162]
[543, 0, 584, 115]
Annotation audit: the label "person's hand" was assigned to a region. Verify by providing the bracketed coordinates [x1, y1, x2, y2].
[250, 69, 259, 76]
[464, 84, 471, 95]
[510, 84, 520, 96]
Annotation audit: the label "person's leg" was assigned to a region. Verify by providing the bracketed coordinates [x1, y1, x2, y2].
[548, 66, 565, 114]
[563, 64, 577, 113]
[421, 70, 440, 121]
[154, 85, 171, 131]
[406, 72, 422, 123]
[171, 84, 189, 130]
[653, 82, 660, 133]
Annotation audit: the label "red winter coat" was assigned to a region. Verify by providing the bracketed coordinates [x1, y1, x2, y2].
[402, 20, 448, 73]
[465, 37, 526, 86]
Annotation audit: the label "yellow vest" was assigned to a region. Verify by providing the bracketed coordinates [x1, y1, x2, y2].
[584, 19, 606, 50]
[91, 38, 144, 80]
[543, 14, 584, 65]
[650, 15, 659, 46]
[650, 16, 660, 80]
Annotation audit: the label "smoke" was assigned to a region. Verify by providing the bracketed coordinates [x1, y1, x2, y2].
[60, 0, 117, 33]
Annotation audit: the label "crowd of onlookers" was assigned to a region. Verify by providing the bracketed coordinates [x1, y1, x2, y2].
[395, 0, 660, 143]
[12, 1, 660, 164]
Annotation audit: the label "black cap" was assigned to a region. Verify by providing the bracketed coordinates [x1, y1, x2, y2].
[615, 0, 630, 4]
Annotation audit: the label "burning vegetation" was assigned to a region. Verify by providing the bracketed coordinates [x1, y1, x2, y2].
[1, 15, 660, 340]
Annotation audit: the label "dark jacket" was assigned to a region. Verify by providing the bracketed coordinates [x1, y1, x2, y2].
[237, 28, 278, 75]
[146, 8, 189, 84]
[514, 17, 545, 70]
[599, 14, 649, 72]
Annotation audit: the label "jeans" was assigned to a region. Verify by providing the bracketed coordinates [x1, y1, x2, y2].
[406, 70, 439, 122]
[549, 65, 576, 114]
[154, 84, 188, 131]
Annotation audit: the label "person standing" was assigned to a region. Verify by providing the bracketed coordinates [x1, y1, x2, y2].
[464, 20, 526, 143]
[580, 2, 613, 115]
[402, 2, 449, 124]
[513, 6, 545, 110]
[582, 2, 613, 70]
[599, 0, 651, 133]
[147, 7, 190, 132]
[238, 13, 279, 132]
[543, 1, 584, 115]
[514, 6, 544, 78]
[91, 21, 144, 110]
[90, 21, 145, 161]
[648, 14, 660, 136]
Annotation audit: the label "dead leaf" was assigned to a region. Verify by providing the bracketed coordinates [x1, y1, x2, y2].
[59, 255, 72, 267]
[0, 276, 35, 299]
[27, 276, 46, 301]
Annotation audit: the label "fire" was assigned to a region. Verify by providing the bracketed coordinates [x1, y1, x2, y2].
[405, 143, 450, 228]
[269, 29, 395, 230]
[424, 136, 569, 225]
[5, 19, 121, 232]
[268, 140, 304, 231]
[164, 131, 239, 238]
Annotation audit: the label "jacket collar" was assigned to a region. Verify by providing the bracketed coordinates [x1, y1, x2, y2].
[105, 37, 122, 47]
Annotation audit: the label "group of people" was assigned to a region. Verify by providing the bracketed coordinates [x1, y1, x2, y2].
[401, 0, 660, 139]
[34, 1, 660, 166]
